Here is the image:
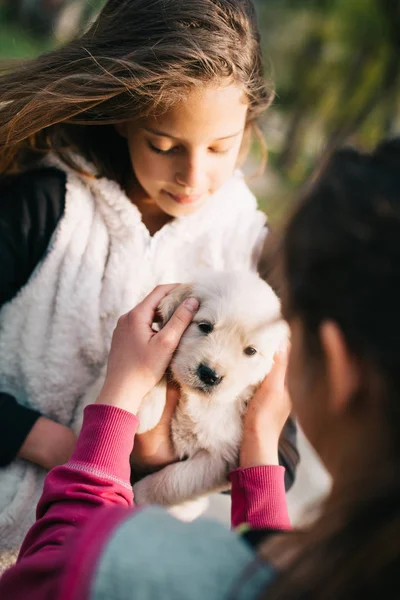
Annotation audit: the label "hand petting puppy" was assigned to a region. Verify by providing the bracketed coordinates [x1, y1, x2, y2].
[96, 284, 199, 415]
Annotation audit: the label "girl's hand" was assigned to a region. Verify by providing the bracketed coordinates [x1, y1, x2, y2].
[130, 381, 180, 470]
[96, 284, 199, 415]
[240, 346, 291, 469]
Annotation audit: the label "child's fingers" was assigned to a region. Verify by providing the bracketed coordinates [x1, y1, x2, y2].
[130, 383, 180, 469]
[247, 346, 291, 420]
[132, 284, 180, 325]
[261, 345, 289, 394]
[160, 382, 180, 424]
[156, 297, 199, 350]
[136, 283, 179, 314]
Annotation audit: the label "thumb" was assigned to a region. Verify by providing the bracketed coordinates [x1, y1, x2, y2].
[157, 297, 199, 349]
[261, 345, 289, 395]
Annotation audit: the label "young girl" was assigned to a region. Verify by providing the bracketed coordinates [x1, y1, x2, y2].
[1, 138, 399, 599]
[0, 0, 298, 552]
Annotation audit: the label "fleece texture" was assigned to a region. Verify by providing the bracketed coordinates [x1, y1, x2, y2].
[0, 155, 266, 551]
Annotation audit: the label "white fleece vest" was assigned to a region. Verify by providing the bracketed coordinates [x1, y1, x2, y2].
[0, 159, 266, 550]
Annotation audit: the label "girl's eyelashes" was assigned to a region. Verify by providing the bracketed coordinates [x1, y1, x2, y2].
[147, 141, 231, 156]
[148, 142, 179, 155]
[209, 148, 229, 155]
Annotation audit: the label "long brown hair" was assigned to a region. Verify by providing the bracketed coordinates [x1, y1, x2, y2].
[257, 139, 400, 599]
[0, 0, 273, 186]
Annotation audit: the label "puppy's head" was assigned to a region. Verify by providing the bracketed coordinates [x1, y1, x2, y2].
[158, 271, 287, 404]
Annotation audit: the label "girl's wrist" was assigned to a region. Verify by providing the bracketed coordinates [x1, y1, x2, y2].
[95, 380, 145, 415]
[239, 433, 280, 469]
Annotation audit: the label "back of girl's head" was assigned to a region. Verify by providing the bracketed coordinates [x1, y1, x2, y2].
[262, 139, 400, 599]
[283, 139, 400, 421]
[0, 0, 271, 182]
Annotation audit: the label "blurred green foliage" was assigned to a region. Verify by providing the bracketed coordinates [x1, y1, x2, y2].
[0, 5, 52, 58]
[255, 0, 400, 179]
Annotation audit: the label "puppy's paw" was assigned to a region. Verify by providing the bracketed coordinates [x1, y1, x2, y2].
[132, 476, 158, 506]
[167, 497, 209, 522]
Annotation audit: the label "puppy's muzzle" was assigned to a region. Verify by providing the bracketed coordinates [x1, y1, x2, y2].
[197, 363, 223, 387]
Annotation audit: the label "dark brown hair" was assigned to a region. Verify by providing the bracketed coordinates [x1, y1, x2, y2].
[0, 0, 272, 186]
[258, 139, 400, 599]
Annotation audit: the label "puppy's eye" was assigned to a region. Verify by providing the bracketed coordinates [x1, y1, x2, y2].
[244, 347, 257, 356]
[198, 322, 213, 334]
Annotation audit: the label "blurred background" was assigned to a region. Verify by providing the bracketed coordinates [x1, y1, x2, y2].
[0, 0, 398, 524]
[1, 0, 399, 223]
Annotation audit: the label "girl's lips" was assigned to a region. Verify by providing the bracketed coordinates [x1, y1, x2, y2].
[165, 191, 203, 205]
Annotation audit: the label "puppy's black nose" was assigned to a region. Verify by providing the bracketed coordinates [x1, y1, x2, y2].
[197, 363, 222, 386]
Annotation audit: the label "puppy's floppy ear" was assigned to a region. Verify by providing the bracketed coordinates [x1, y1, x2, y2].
[158, 284, 195, 324]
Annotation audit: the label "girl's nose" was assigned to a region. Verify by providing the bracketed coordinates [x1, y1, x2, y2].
[175, 155, 206, 191]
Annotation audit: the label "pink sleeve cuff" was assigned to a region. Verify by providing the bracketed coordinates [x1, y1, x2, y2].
[229, 465, 291, 530]
[69, 404, 139, 484]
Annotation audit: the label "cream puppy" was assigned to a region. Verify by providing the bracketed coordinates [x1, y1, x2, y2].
[77, 271, 286, 510]
[132, 271, 287, 507]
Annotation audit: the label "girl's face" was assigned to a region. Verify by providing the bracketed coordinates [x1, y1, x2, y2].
[119, 83, 248, 217]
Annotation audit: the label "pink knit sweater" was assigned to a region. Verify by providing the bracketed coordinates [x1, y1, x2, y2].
[0, 404, 291, 599]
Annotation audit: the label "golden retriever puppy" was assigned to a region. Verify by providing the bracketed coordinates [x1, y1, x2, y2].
[131, 271, 287, 508]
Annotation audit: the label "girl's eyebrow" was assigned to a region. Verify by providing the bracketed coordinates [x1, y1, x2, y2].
[142, 127, 243, 141]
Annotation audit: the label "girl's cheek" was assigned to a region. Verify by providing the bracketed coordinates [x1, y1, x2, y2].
[133, 149, 164, 179]
[214, 157, 238, 187]
[287, 332, 311, 418]
[286, 355, 299, 411]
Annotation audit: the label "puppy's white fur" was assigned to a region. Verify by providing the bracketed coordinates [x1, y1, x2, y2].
[78, 271, 287, 513]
